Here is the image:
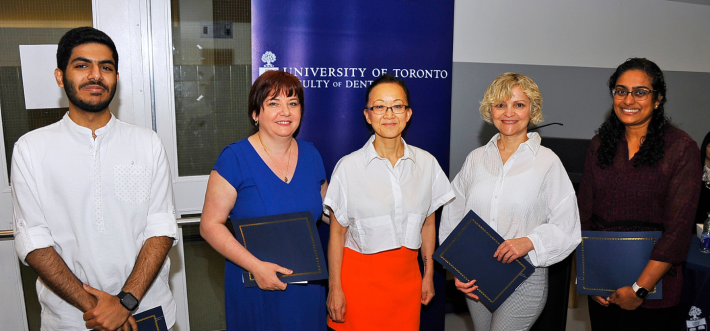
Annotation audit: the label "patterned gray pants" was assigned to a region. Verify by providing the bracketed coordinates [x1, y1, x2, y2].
[466, 264, 548, 331]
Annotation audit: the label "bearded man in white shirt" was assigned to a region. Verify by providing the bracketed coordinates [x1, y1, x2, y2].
[11, 27, 178, 331]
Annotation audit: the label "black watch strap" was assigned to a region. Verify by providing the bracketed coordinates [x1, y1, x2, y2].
[117, 291, 139, 311]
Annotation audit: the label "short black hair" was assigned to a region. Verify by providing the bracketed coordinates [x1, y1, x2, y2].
[57, 27, 118, 73]
[365, 73, 411, 108]
[248, 70, 305, 133]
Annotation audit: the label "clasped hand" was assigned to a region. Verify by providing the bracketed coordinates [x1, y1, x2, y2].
[251, 261, 292, 291]
[82, 284, 137, 331]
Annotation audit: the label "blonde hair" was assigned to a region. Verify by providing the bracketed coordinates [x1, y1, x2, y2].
[479, 72, 544, 126]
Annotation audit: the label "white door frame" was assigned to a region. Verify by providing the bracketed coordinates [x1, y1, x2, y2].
[148, 0, 210, 217]
[0, 1, 194, 329]
[0, 94, 28, 331]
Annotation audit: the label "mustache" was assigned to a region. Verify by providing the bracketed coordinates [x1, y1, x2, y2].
[79, 81, 109, 91]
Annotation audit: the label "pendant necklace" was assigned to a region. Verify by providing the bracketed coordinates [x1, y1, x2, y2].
[258, 133, 292, 183]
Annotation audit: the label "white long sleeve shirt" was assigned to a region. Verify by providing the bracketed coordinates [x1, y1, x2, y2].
[11, 113, 178, 330]
[440, 133, 581, 267]
[325, 135, 455, 254]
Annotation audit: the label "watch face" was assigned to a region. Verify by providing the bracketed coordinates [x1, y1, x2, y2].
[636, 287, 649, 299]
[119, 292, 139, 310]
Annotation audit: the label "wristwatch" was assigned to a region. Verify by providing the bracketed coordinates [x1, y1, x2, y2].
[632, 282, 649, 300]
[117, 291, 139, 311]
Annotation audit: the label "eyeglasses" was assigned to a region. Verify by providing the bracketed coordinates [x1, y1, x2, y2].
[365, 104, 410, 115]
[612, 87, 656, 101]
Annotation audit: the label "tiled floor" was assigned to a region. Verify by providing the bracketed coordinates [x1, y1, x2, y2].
[445, 295, 592, 331]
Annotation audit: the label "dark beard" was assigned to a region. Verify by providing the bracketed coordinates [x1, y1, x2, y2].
[63, 76, 117, 113]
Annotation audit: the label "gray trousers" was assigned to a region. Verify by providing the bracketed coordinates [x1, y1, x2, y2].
[466, 264, 548, 331]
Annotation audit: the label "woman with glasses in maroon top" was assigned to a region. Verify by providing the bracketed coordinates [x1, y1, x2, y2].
[577, 58, 702, 331]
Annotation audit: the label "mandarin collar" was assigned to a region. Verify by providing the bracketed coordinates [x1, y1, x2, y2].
[484, 132, 542, 156]
[63, 112, 116, 137]
[363, 134, 416, 167]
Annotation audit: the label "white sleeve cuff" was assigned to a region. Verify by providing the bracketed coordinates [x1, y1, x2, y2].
[526, 233, 546, 267]
[14, 219, 55, 264]
[323, 197, 349, 228]
[145, 213, 179, 245]
[428, 190, 456, 217]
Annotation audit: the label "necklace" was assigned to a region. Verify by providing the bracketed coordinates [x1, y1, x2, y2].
[258, 133, 292, 183]
[703, 165, 710, 190]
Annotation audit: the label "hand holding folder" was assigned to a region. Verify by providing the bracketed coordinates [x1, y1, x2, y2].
[434, 210, 535, 311]
[233, 211, 328, 288]
[248, 260, 295, 290]
[575, 230, 662, 300]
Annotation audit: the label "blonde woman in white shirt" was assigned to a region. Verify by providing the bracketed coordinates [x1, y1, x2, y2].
[440, 72, 581, 331]
[325, 74, 455, 331]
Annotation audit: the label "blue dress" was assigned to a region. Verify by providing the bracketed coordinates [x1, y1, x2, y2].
[213, 138, 327, 331]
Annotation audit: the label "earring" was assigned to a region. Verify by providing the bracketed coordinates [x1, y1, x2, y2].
[255, 120, 259, 126]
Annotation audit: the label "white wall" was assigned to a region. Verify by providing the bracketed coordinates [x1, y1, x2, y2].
[453, 0, 710, 72]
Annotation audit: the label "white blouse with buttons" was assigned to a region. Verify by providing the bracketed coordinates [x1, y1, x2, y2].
[325, 135, 455, 254]
[440, 132, 581, 268]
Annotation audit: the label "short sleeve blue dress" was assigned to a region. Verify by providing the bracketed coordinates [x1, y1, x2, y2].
[213, 138, 327, 331]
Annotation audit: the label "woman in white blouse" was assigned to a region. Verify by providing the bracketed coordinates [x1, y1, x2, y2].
[440, 72, 581, 331]
[325, 74, 454, 331]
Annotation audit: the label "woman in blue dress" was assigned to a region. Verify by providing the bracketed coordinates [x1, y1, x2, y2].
[200, 70, 328, 331]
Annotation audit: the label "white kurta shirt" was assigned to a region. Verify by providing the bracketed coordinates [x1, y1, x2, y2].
[325, 135, 455, 254]
[440, 133, 581, 267]
[12, 113, 178, 330]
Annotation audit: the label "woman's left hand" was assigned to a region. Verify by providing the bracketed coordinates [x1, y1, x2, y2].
[494, 237, 534, 264]
[421, 276, 435, 305]
[608, 286, 643, 310]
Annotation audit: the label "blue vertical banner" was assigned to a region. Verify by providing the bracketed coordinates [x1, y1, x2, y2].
[253, 1, 454, 330]
[252, 0, 454, 177]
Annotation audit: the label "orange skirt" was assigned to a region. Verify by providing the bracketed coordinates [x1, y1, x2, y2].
[328, 247, 421, 331]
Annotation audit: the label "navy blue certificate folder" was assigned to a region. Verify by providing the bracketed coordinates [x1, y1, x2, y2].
[576, 231, 662, 299]
[434, 210, 535, 311]
[233, 211, 328, 287]
[134, 306, 168, 331]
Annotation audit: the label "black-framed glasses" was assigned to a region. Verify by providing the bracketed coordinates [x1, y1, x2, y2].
[612, 87, 656, 101]
[365, 104, 410, 115]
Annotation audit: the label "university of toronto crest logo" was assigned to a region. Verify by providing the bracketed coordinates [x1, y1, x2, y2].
[687, 306, 707, 331]
[259, 51, 279, 76]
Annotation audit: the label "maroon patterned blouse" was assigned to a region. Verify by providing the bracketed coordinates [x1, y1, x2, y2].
[578, 125, 702, 308]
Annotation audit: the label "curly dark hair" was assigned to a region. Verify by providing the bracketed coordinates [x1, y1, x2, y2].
[596, 58, 669, 168]
[701, 131, 710, 167]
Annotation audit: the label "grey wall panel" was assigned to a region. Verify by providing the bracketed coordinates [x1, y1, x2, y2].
[453, 0, 710, 73]
[663, 71, 710, 142]
[667, 0, 710, 6]
[450, 62, 710, 175]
